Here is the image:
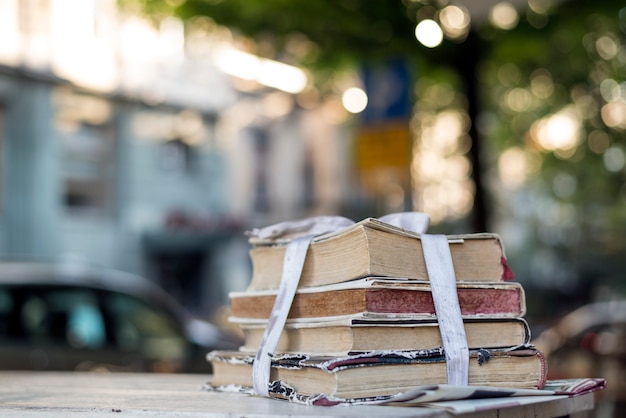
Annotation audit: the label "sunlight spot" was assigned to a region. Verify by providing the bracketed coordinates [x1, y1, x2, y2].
[490, 2, 519, 30]
[342, 87, 368, 114]
[415, 19, 444, 48]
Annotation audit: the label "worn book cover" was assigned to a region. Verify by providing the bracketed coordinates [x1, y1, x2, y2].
[248, 217, 514, 290]
[236, 317, 532, 355]
[206, 347, 548, 403]
[230, 277, 526, 321]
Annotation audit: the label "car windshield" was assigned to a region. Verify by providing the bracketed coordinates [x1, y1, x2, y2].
[105, 291, 187, 359]
[0, 284, 189, 371]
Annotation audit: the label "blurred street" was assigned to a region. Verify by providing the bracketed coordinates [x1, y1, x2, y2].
[0, 1, 625, 416]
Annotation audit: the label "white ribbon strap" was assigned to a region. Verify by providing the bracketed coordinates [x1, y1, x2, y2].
[250, 212, 435, 396]
[252, 234, 315, 396]
[421, 234, 469, 386]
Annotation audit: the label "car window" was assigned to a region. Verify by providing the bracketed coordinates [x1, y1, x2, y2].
[22, 288, 107, 349]
[0, 288, 15, 337]
[0, 284, 190, 372]
[103, 292, 188, 361]
[0, 286, 108, 349]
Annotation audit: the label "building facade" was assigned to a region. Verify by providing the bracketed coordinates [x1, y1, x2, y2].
[0, 0, 352, 317]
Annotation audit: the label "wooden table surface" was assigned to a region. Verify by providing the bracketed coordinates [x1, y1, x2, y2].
[0, 371, 595, 417]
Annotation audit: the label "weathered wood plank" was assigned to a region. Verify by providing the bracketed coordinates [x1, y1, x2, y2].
[0, 372, 594, 418]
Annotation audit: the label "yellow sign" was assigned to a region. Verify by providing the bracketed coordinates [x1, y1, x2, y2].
[354, 121, 412, 170]
[354, 120, 412, 196]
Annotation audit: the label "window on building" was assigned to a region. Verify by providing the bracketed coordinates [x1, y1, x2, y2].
[130, 109, 205, 177]
[53, 87, 115, 216]
[159, 138, 194, 174]
[250, 127, 270, 213]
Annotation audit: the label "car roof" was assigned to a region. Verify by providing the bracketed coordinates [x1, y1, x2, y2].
[0, 260, 242, 349]
[0, 260, 184, 314]
[533, 300, 626, 355]
[0, 260, 155, 289]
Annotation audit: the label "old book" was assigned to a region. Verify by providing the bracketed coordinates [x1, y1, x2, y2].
[247, 218, 513, 291]
[237, 318, 532, 356]
[206, 347, 547, 400]
[229, 278, 526, 321]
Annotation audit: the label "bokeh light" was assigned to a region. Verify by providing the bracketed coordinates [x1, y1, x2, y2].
[530, 106, 582, 153]
[415, 19, 444, 48]
[489, 2, 519, 30]
[215, 47, 308, 94]
[342, 87, 368, 114]
[601, 102, 626, 130]
[439, 5, 471, 40]
[603, 147, 626, 172]
[498, 147, 535, 189]
[412, 106, 474, 224]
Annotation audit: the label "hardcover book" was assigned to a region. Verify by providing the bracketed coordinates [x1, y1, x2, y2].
[247, 217, 513, 291]
[203, 214, 607, 407]
[236, 317, 532, 356]
[229, 278, 526, 321]
[207, 347, 548, 401]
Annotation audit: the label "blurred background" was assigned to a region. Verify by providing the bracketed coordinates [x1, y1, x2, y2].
[0, 0, 624, 414]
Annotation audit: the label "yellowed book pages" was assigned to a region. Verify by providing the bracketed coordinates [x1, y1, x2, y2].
[230, 278, 526, 321]
[238, 318, 531, 356]
[248, 218, 513, 291]
[208, 348, 547, 398]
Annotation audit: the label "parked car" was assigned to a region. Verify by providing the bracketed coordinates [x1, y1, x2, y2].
[533, 300, 626, 417]
[0, 261, 242, 373]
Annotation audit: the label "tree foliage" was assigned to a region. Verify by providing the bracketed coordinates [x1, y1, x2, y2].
[120, 0, 429, 71]
[122, 0, 626, 311]
[477, 0, 626, 318]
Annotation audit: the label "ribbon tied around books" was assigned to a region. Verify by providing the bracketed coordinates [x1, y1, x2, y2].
[249, 212, 469, 397]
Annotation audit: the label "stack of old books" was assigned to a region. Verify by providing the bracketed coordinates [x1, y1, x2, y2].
[206, 215, 547, 404]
